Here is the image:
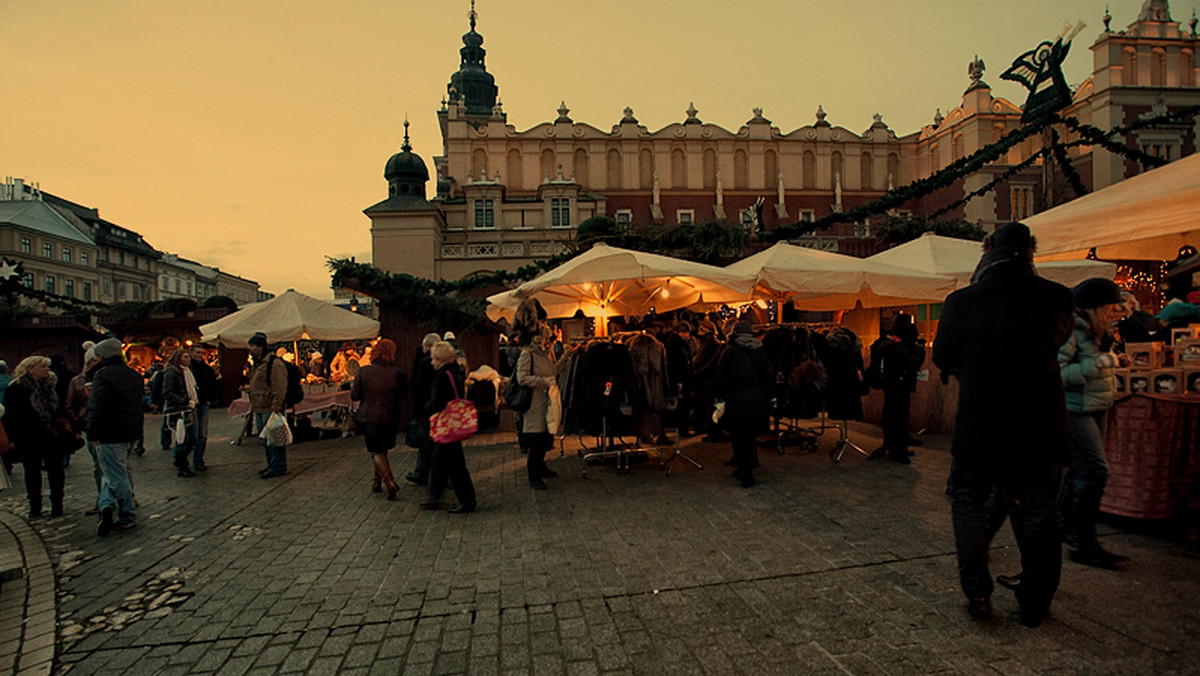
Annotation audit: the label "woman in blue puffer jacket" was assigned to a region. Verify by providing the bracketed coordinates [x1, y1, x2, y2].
[1058, 278, 1128, 570]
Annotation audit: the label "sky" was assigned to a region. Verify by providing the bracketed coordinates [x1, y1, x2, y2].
[0, 0, 1172, 299]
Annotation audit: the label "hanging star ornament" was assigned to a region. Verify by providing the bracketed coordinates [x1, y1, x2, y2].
[0, 257, 23, 283]
[1001, 21, 1086, 123]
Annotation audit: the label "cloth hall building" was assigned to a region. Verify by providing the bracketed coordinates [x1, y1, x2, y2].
[366, 0, 1200, 282]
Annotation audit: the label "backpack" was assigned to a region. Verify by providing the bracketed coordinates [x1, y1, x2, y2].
[268, 356, 305, 409]
[148, 368, 165, 410]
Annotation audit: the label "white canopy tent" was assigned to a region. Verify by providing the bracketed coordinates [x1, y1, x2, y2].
[199, 289, 380, 347]
[1025, 152, 1200, 261]
[486, 243, 753, 321]
[868, 233, 1117, 291]
[723, 242, 956, 311]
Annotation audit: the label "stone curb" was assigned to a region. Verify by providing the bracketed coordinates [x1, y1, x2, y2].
[0, 507, 56, 676]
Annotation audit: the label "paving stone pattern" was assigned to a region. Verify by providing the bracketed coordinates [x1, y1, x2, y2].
[3, 411, 1199, 675]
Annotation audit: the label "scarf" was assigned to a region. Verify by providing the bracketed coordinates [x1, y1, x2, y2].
[21, 373, 59, 422]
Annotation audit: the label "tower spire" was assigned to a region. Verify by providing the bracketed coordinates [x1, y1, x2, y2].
[402, 115, 411, 152]
[469, 0, 477, 30]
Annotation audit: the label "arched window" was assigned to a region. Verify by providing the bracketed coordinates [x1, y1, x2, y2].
[540, 149, 556, 181]
[639, 148, 654, 189]
[860, 153, 874, 190]
[802, 151, 816, 189]
[702, 148, 717, 190]
[671, 148, 687, 188]
[1182, 49, 1195, 87]
[472, 149, 488, 181]
[573, 148, 589, 188]
[764, 150, 778, 189]
[830, 152, 843, 189]
[734, 149, 749, 188]
[953, 133, 964, 161]
[507, 149, 523, 190]
[606, 149, 622, 189]
[1151, 48, 1166, 86]
[1123, 47, 1138, 86]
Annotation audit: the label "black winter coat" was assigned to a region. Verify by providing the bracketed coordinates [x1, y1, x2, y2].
[190, 359, 218, 405]
[87, 357, 145, 443]
[426, 362, 467, 420]
[932, 264, 1074, 466]
[2, 379, 56, 457]
[162, 367, 191, 412]
[715, 336, 774, 430]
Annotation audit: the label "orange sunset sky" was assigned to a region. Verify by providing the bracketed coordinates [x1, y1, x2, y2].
[1, 0, 1149, 298]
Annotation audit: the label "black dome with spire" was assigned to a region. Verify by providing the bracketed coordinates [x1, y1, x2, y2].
[384, 120, 429, 198]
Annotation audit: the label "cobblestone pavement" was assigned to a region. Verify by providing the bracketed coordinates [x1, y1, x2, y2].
[3, 410, 1199, 675]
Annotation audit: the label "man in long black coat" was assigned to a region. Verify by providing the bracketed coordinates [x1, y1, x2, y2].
[932, 222, 1074, 628]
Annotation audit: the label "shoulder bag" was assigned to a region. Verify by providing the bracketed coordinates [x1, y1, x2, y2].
[502, 351, 534, 413]
[430, 372, 478, 444]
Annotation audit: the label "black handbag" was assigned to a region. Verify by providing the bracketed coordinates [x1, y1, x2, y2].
[503, 354, 534, 413]
[404, 419, 425, 448]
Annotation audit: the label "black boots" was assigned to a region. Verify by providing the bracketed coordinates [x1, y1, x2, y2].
[1061, 484, 1128, 569]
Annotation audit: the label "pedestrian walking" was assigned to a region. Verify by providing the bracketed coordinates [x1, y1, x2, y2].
[247, 332, 288, 478]
[2, 355, 66, 517]
[932, 222, 1075, 627]
[516, 325, 562, 490]
[715, 321, 774, 488]
[421, 341, 476, 513]
[87, 338, 144, 535]
[189, 345, 218, 471]
[405, 332, 442, 485]
[1059, 277, 1129, 569]
[162, 347, 199, 477]
[867, 313, 926, 464]
[350, 338, 407, 500]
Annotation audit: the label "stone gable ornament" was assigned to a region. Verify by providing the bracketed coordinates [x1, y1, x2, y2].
[965, 55, 989, 92]
[1000, 21, 1086, 122]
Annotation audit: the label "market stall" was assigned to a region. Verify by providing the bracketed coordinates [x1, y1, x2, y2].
[1025, 152, 1200, 261]
[199, 289, 380, 420]
[867, 233, 1117, 291]
[1101, 393, 1200, 519]
[486, 243, 753, 326]
[724, 242, 956, 312]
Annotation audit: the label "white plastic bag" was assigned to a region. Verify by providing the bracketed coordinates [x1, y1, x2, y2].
[259, 412, 293, 447]
[173, 418, 187, 446]
[712, 400, 726, 424]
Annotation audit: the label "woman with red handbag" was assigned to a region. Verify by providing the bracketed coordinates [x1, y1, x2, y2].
[420, 341, 476, 513]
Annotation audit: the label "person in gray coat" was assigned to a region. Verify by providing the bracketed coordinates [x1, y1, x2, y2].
[516, 325, 562, 490]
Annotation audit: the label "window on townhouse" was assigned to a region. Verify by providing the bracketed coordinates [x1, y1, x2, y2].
[551, 198, 571, 227]
[676, 209, 694, 225]
[175, 279, 181, 293]
[82, 282, 92, 301]
[81, 252, 89, 267]
[1011, 185, 1035, 220]
[21, 237, 32, 254]
[44, 275, 55, 294]
[65, 279, 74, 298]
[474, 199, 495, 228]
[43, 243, 53, 258]
[22, 272, 34, 288]
[118, 251, 125, 265]
[62, 247, 72, 263]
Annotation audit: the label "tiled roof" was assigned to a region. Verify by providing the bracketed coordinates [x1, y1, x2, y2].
[0, 200, 95, 246]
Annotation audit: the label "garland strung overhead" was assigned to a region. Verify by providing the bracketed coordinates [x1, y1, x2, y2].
[762, 103, 1200, 243]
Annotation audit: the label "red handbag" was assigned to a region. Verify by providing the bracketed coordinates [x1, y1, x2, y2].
[429, 372, 478, 444]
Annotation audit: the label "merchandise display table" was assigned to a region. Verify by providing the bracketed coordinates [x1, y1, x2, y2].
[1101, 393, 1200, 519]
[226, 389, 352, 418]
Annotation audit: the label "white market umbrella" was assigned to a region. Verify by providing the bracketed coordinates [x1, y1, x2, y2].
[724, 242, 955, 311]
[486, 243, 753, 320]
[1025, 152, 1200, 261]
[199, 289, 380, 347]
[868, 233, 1117, 291]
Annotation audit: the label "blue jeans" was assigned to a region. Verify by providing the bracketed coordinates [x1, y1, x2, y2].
[1064, 411, 1109, 495]
[193, 403, 210, 467]
[254, 412, 287, 474]
[85, 439, 103, 496]
[97, 441, 137, 525]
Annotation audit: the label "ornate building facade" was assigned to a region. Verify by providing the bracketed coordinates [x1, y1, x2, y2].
[367, 0, 1200, 281]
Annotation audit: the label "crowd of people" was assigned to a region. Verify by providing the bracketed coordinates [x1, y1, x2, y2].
[1, 220, 1197, 630]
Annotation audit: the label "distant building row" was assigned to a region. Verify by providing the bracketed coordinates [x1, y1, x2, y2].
[0, 177, 268, 307]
